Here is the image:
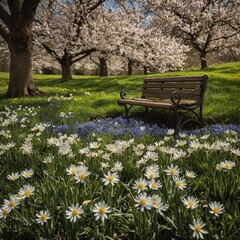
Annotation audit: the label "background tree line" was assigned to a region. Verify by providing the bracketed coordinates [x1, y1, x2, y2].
[0, 0, 239, 98]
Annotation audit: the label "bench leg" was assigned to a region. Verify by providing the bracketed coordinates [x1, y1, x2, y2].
[122, 104, 133, 118]
[174, 109, 204, 137]
[199, 106, 204, 125]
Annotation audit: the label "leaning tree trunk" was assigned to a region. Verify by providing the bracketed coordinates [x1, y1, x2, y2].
[127, 58, 133, 75]
[5, 29, 42, 98]
[99, 57, 108, 77]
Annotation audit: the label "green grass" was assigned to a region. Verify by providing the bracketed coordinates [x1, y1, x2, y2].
[0, 61, 239, 126]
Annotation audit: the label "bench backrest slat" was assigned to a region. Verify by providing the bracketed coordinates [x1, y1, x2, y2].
[141, 75, 207, 102]
[144, 76, 204, 82]
[142, 82, 200, 89]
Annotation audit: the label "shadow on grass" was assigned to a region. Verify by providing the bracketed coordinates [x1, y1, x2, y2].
[112, 108, 239, 131]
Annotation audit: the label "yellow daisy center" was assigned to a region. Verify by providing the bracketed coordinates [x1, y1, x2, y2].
[195, 225, 201, 232]
[140, 199, 147, 206]
[108, 176, 113, 182]
[170, 169, 175, 175]
[151, 183, 157, 188]
[225, 164, 230, 169]
[71, 169, 77, 174]
[25, 189, 31, 196]
[99, 208, 105, 215]
[176, 181, 182, 187]
[79, 174, 85, 180]
[41, 214, 47, 221]
[213, 207, 219, 213]
[188, 201, 193, 207]
[149, 173, 155, 178]
[138, 183, 144, 189]
[9, 201, 15, 207]
[72, 209, 79, 216]
[25, 173, 30, 177]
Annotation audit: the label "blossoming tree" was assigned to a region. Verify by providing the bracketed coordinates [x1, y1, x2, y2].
[0, 0, 42, 97]
[143, 0, 240, 69]
[34, 0, 108, 82]
[87, 5, 188, 75]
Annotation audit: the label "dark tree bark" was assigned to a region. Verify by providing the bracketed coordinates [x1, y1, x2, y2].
[143, 66, 149, 75]
[60, 55, 72, 82]
[127, 58, 133, 75]
[0, 0, 42, 98]
[199, 50, 208, 70]
[99, 57, 108, 77]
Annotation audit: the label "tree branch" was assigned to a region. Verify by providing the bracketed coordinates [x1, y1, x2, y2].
[0, 4, 11, 29]
[0, 22, 9, 41]
[42, 43, 61, 63]
[72, 48, 97, 63]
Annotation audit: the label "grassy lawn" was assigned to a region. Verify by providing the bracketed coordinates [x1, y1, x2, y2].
[0, 62, 239, 239]
[0, 61, 239, 126]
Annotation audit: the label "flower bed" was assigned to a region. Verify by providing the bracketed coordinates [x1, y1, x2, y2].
[0, 105, 239, 239]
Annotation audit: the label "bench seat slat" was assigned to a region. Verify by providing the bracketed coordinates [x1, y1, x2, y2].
[118, 98, 172, 108]
[118, 98, 197, 109]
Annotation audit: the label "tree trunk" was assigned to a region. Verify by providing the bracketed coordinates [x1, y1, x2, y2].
[4, 28, 43, 98]
[128, 58, 133, 75]
[143, 66, 149, 75]
[200, 51, 208, 70]
[61, 57, 73, 82]
[99, 57, 108, 77]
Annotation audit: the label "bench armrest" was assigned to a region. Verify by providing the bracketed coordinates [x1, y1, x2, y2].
[120, 87, 142, 99]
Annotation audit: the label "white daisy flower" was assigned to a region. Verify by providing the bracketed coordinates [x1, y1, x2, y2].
[173, 176, 187, 190]
[21, 169, 34, 178]
[134, 192, 152, 212]
[102, 171, 119, 186]
[182, 196, 199, 209]
[66, 164, 79, 175]
[3, 195, 20, 211]
[0, 207, 10, 219]
[132, 178, 148, 192]
[92, 201, 111, 222]
[145, 165, 159, 179]
[74, 166, 91, 183]
[209, 201, 224, 217]
[36, 210, 51, 225]
[189, 219, 208, 239]
[7, 172, 21, 181]
[185, 170, 197, 179]
[220, 160, 235, 171]
[43, 155, 54, 164]
[148, 180, 162, 190]
[164, 164, 180, 177]
[18, 184, 35, 198]
[66, 203, 84, 222]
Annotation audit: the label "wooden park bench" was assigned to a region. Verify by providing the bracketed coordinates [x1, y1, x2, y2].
[118, 75, 208, 135]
